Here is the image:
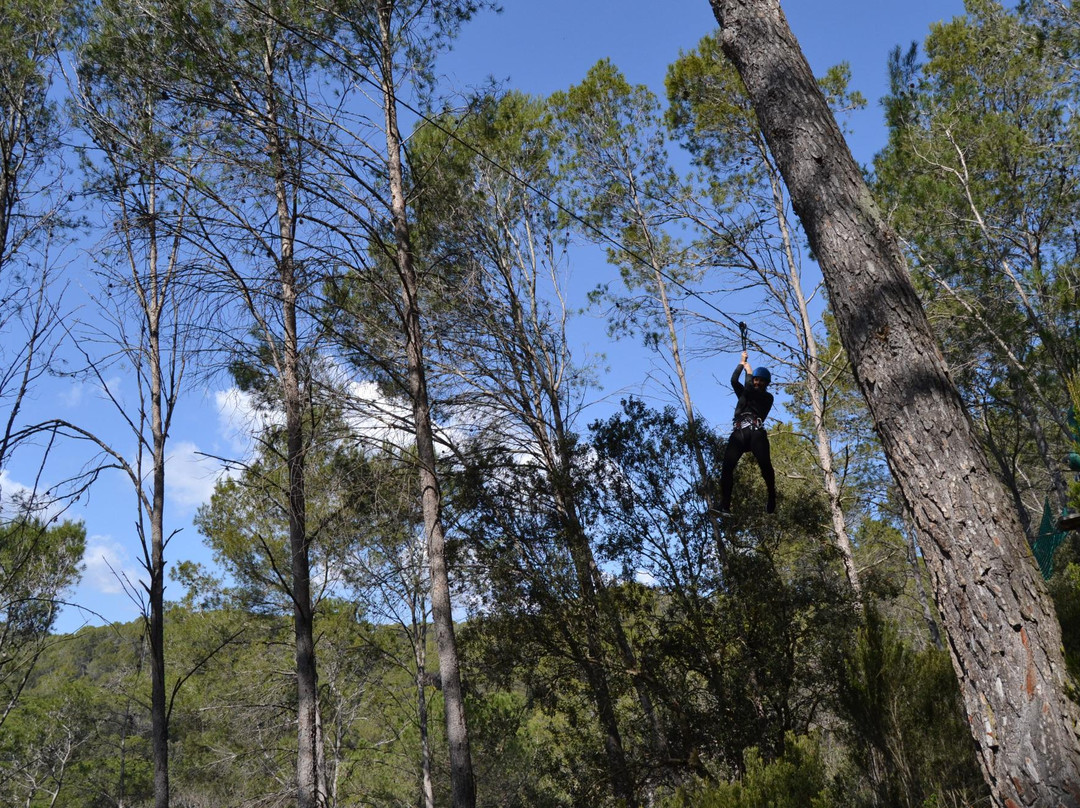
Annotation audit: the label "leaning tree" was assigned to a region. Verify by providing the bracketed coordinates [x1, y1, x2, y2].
[706, 1, 1080, 805]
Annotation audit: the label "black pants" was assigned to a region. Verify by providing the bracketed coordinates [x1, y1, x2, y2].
[720, 425, 775, 511]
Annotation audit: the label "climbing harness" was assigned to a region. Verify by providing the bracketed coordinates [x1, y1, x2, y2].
[733, 416, 764, 430]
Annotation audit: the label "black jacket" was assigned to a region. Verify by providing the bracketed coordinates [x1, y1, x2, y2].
[731, 364, 774, 424]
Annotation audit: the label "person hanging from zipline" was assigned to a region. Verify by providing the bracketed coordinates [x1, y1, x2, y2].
[719, 340, 776, 515]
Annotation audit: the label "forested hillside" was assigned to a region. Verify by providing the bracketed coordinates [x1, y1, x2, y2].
[2, 0, 1079, 806]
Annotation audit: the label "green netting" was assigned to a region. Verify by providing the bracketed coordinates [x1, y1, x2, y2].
[1033, 496, 1068, 579]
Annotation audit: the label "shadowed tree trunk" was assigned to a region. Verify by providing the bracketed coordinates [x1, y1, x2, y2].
[707, 1, 1080, 805]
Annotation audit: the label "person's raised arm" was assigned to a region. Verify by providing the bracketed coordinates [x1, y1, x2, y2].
[731, 350, 749, 391]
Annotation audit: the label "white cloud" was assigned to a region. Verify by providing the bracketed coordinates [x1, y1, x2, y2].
[88, 375, 125, 408]
[0, 468, 62, 521]
[635, 569, 657, 587]
[214, 379, 415, 456]
[339, 377, 501, 460]
[60, 381, 86, 408]
[343, 380, 414, 449]
[211, 376, 490, 465]
[0, 469, 33, 517]
[214, 387, 281, 456]
[166, 441, 225, 510]
[83, 536, 141, 596]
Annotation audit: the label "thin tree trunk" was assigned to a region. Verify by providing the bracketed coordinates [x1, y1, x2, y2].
[148, 285, 169, 808]
[538, 310, 665, 771]
[552, 598, 639, 808]
[511, 237, 663, 775]
[516, 367, 646, 802]
[557, 488, 642, 808]
[1015, 382, 1070, 516]
[140, 165, 170, 808]
[251, 24, 325, 806]
[626, 180, 728, 567]
[376, 5, 475, 806]
[481, 225, 653, 796]
[283, 252, 321, 808]
[261, 41, 322, 806]
[314, 690, 327, 807]
[707, 2, 1080, 804]
[903, 520, 943, 651]
[765, 160, 862, 600]
[119, 634, 149, 808]
[415, 620, 435, 808]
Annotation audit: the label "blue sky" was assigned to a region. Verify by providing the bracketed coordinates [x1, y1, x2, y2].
[25, 0, 968, 633]
[439, 0, 967, 164]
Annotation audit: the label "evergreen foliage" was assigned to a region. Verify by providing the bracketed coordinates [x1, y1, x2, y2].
[1, 0, 1076, 805]
[874, 0, 1080, 538]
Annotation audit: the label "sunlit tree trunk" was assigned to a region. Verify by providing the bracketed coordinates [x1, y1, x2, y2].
[143, 173, 170, 808]
[375, 4, 475, 806]
[625, 178, 728, 570]
[241, 22, 325, 807]
[763, 160, 862, 600]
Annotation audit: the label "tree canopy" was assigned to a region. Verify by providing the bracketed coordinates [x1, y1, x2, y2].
[1, 1, 1078, 806]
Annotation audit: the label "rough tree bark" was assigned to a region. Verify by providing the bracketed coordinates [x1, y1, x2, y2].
[707, 2, 1080, 805]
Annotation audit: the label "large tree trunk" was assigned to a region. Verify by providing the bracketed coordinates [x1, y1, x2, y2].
[549, 598, 639, 807]
[707, 2, 1080, 805]
[377, 5, 476, 807]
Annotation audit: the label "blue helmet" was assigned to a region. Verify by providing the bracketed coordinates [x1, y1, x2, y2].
[752, 367, 771, 384]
